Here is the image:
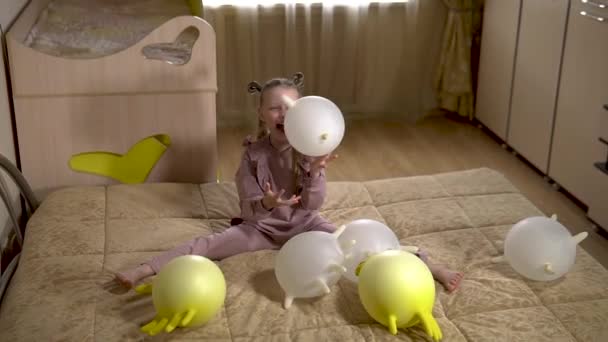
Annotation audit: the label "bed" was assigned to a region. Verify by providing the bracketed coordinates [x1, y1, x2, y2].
[5, 0, 217, 196]
[1, 161, 607, 341]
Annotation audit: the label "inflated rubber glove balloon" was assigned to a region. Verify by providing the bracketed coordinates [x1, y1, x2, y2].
[337, 219, 401, 283]
[494, 214, 588, 281]
[282, 95, 345, 157]
[356, 250, 442, 341]
[135, 255, 226, 336]
[275, 229, 346, 309]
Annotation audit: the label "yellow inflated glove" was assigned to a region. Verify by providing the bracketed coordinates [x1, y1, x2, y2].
[69, 134, 171, 184]
[135, 255, 226, 336]
[356, 250, 442, 341]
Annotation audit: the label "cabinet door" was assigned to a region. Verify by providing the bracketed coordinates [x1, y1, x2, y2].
[475, 0, 521, 140]
[508, 0, 569, 173]
[549, 4, 608, 206]
[588, 166, 608, 230]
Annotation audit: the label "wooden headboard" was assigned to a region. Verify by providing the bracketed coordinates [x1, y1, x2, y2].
[5, 0, 218, 197]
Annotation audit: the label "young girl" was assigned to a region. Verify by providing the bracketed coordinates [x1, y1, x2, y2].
[115, 73, 463, 292]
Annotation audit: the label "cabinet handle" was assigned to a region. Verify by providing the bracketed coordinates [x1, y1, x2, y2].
[598, 138, 608, 175]
[580, 10, 606, 22]
[604, 104, 608, 111]
[581, 0, 607, 9]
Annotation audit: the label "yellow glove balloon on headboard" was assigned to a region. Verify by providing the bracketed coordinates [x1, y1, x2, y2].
[69, 134, 171, 184]
[356, 250, 442, 341]
[135, 255, 226, 336]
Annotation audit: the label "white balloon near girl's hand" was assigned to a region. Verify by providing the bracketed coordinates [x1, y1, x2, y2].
[503, 215, 588, 281]
[337, 219, 401, 283]
[282, 95, 345, 157]
[275, 230, 346, 309]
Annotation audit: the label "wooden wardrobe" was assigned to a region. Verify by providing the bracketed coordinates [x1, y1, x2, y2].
[475, 0, 608, 230]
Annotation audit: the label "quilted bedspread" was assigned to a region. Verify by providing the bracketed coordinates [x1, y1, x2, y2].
[1, 168, 607, 341]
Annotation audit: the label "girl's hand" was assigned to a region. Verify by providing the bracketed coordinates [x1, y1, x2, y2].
[309, 153, 338, 177]
[262, 182, 301, 210]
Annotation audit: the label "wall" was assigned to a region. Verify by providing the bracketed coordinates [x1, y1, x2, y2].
[1, 0, 29, 251]
[0, 0, 29, 28]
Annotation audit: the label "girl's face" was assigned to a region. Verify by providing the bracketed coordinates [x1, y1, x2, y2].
[258, 86, 300, 144]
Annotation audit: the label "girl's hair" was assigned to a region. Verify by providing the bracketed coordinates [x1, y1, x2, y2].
[248, 72, 304, 140]
[247, 72, 305, 194]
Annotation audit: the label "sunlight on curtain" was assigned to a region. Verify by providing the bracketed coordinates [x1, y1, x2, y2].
[205, 1, 410, 7]
[201, 1, 447, 128]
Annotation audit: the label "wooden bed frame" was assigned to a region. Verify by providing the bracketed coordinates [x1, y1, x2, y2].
[2, 163, 608, 340]
[0, 153, 39, 305]
[6, 0, 217, 197]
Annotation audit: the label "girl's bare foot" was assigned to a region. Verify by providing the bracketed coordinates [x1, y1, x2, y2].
[432, 267, 464, 293]
[115, 264, 155, 288]
[416, 249, 463, 293]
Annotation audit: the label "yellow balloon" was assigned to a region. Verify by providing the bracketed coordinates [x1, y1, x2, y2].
[136, 255, 226, 336]
[356, 250, 442, 341]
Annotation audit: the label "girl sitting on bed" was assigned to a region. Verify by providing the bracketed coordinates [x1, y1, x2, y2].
[115, 72, 463, 292]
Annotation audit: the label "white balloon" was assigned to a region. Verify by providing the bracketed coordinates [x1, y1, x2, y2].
[337, 219, 400, 283]
[504, 215, 588, 281]
[275, 230, 345, 309]
[283, 95, 345, 157]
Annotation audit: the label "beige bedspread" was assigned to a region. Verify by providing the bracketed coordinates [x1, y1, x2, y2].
[1, 168, 607, 341]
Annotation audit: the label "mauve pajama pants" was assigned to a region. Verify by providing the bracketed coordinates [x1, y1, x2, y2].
[146, 223, 335, 273]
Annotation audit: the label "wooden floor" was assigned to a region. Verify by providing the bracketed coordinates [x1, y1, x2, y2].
[217, 116, 608, 268]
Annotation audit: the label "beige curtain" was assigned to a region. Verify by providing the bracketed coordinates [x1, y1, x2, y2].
[201, 2, 447, 129]
[434, 0, 481, 120]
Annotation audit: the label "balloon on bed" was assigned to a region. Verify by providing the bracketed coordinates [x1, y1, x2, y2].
[282, 95, 345, 157]
[337, 219, 401, 283]
[356, 249, 442, 341]
[274, 229, 347, 309]
[135, 255, 226, 336]
[494, 214, 588, 281]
